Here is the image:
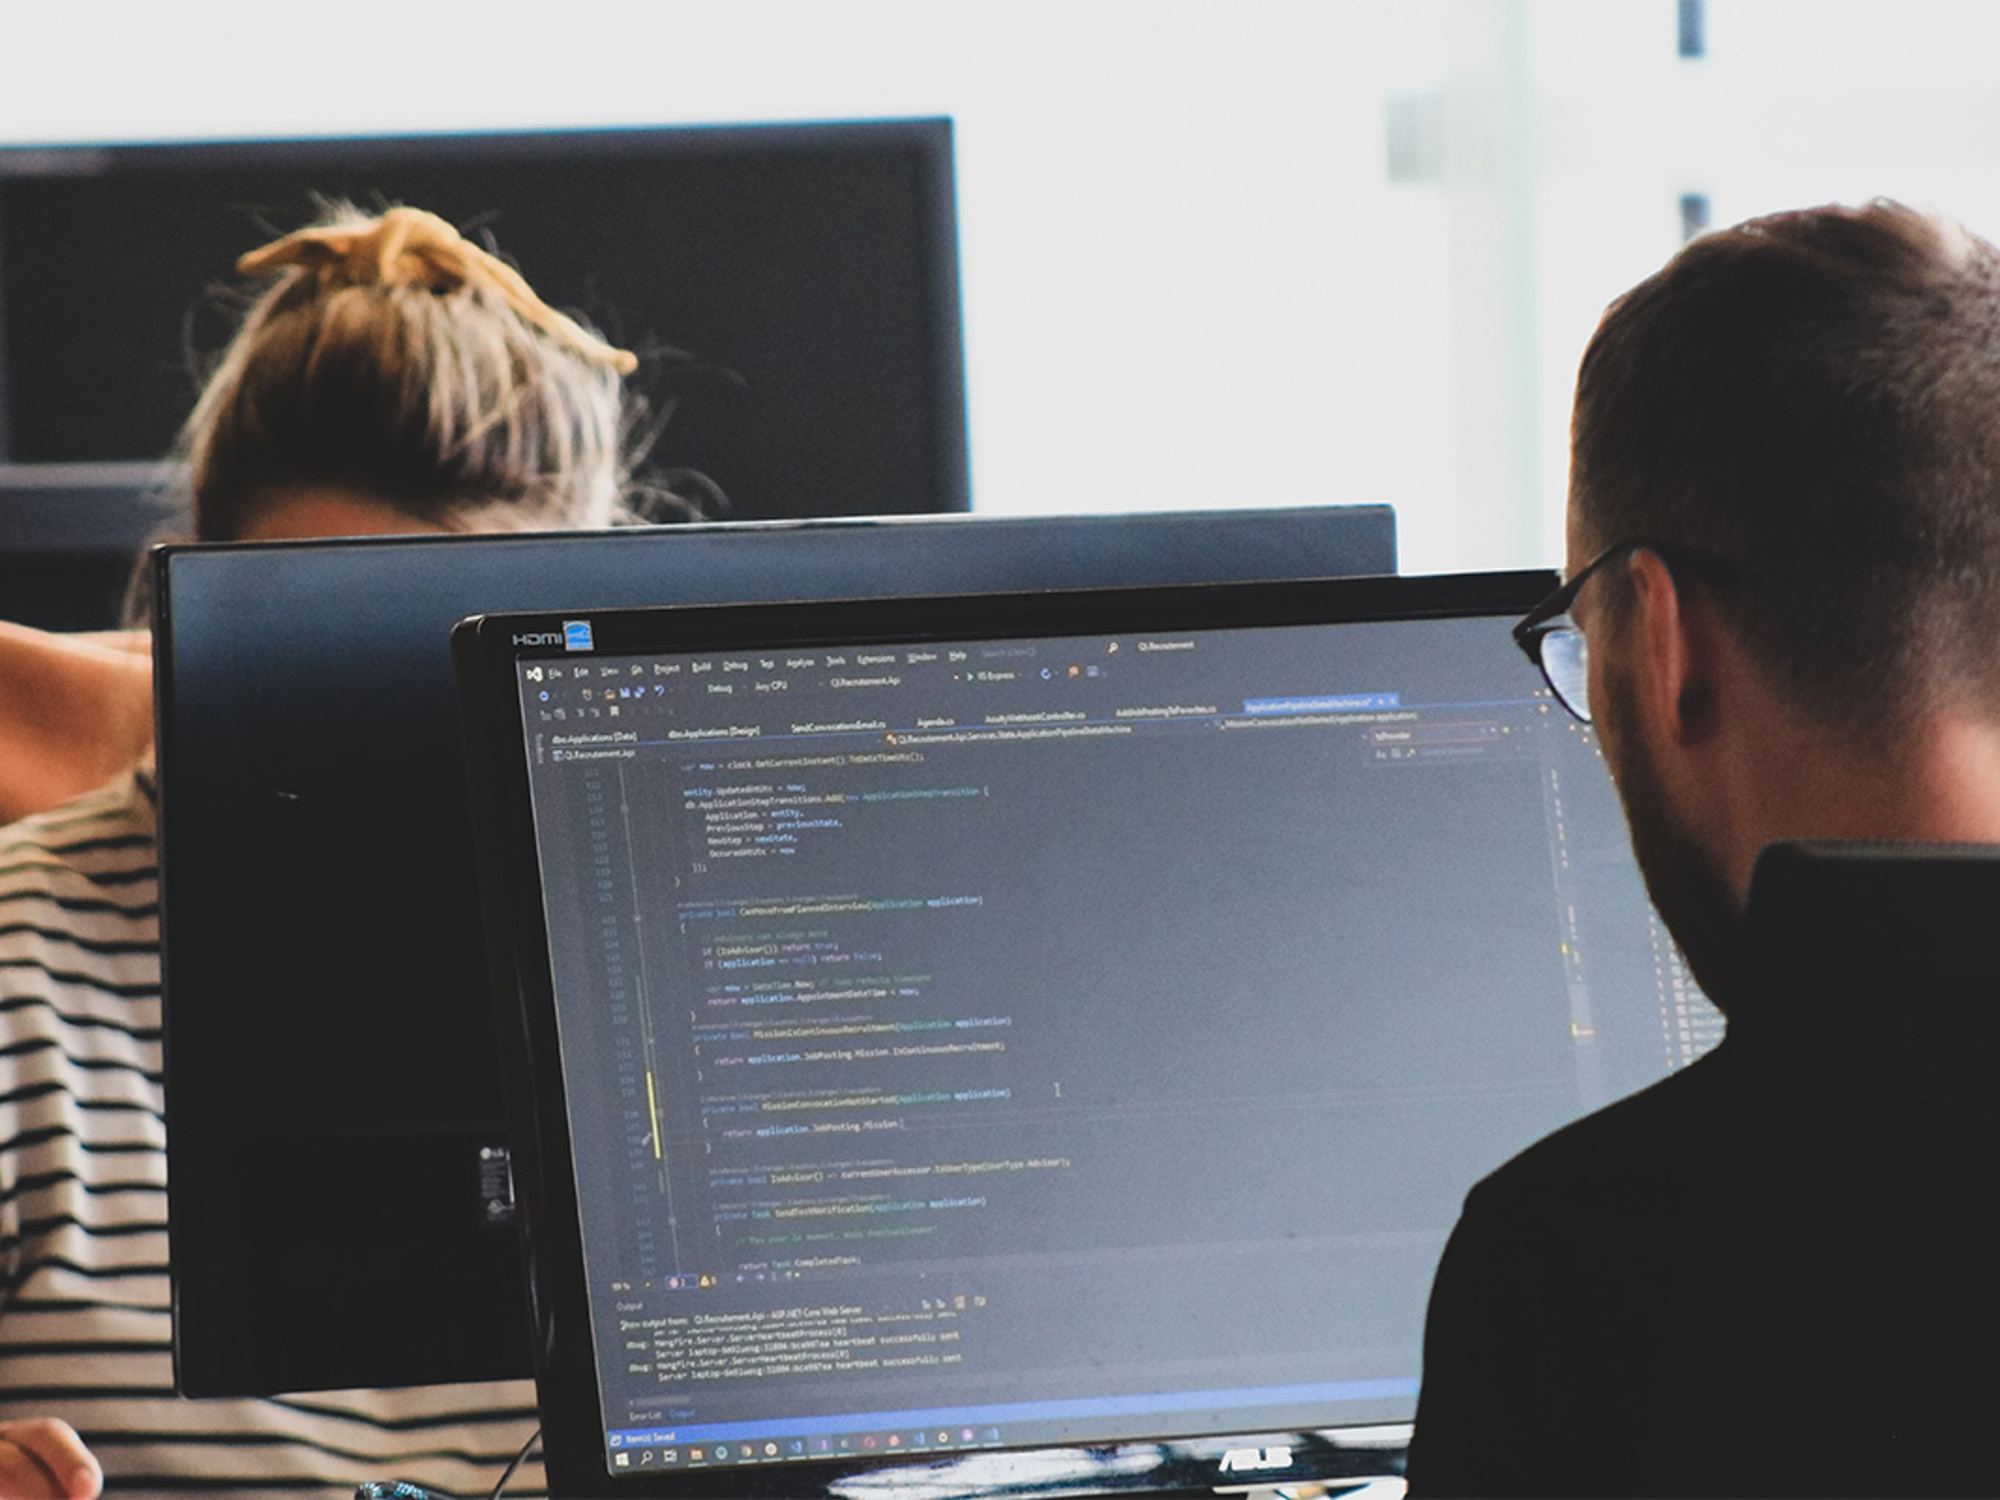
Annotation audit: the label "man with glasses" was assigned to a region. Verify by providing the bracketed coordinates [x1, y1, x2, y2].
[1405, 200, 2000, 1496]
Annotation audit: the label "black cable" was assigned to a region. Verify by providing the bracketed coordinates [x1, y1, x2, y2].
[489, 1426, 542, 1500]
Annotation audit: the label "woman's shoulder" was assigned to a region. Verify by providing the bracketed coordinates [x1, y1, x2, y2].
[0, 621, 154, 828]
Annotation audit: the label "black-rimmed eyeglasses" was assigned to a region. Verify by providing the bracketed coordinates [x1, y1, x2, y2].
[1512, 542, 1732, 723]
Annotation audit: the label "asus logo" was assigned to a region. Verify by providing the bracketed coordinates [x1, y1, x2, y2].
[1217, 1446, 1293, 1474]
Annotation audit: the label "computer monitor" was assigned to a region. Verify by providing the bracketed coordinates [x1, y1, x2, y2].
[154, 507, 1397, 1398]
[452, 570, 1722, 1497]
[0, 118, 967, 627]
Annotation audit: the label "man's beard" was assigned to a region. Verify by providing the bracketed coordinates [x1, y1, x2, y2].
[1597, 671, 1749, 1017]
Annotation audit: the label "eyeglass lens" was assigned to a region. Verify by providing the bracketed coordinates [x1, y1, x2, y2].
[1540, 627, 1590, 721]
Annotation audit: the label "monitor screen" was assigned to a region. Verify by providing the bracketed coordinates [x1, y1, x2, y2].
[154, 507, 1397, 1399]
[0, 117, 966, 573]
[455, 572, 1723, 1497]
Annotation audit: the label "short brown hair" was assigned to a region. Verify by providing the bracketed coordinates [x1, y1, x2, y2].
[1571, 200, 2000, 734]
[176, 204, 660, 541]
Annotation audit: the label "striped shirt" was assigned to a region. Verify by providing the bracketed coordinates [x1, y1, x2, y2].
[0, 770, 545, 1497]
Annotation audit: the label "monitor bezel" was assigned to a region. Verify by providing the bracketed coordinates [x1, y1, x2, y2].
[455, 568, 1553, 1498]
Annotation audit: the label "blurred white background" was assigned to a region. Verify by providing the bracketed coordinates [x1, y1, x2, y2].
[6, 0, 2000, 573]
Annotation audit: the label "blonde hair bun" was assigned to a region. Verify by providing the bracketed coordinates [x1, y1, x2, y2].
[237, 205, 638, 375]
[172, 201, 676, 542]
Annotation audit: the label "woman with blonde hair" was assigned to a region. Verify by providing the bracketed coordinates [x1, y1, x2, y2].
[0, 203, 677, 1497]
[1, 202, 660, 822]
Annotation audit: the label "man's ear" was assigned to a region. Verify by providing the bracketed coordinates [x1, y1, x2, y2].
[1624, 548, 1719, 747]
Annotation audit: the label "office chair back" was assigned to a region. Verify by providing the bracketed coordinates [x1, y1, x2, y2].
[1651, 840, 2000, 1496]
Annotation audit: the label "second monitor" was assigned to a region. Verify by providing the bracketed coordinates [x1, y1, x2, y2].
[155, 507, 1397, 1397]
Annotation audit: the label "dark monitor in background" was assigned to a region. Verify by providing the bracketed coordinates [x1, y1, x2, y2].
[450, 570, 1723, 1498]
[153, 507, 1396, 1399]
[0, 118, 967, 626]
[0, 480, 144, 629]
